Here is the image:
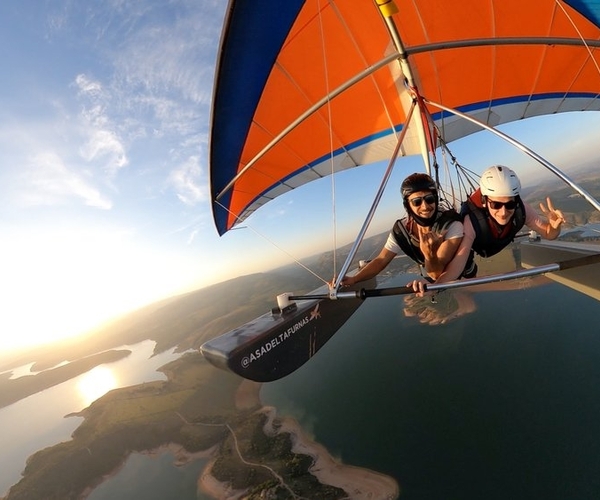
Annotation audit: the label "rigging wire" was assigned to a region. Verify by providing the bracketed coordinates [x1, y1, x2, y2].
[214, 200, 331, 286]
[555, 0, 600, 79]
[316, 0, 339, 282]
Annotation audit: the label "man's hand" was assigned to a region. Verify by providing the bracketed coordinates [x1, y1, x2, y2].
[539, 197, 565, 229]
[407, 278, 429, 297]
[417, 225, 447, 261]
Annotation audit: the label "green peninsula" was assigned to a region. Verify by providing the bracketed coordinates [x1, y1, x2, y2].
[2, 353, 358, 500]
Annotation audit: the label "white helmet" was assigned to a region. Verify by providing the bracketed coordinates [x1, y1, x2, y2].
[480, 165, 521, 197]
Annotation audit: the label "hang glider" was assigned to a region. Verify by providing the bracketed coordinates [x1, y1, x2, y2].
[203, 0, 600, 382]
[210, 0, 600, 234]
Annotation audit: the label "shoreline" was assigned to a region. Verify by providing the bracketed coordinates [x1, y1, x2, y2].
[198, 379, 400, 500]
[81, 443, 216, 499]
[198, 459, 246, 500]
[263, 405, 399, 499]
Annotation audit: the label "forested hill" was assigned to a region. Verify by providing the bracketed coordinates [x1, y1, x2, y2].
[1, 231, 389, 372]
[523, 164, 600, 226]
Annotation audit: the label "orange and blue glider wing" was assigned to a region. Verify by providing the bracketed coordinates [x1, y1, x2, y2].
[210, 0, 600, 235]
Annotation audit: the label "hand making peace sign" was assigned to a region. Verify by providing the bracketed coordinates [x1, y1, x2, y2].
[539, 197, 565, 229]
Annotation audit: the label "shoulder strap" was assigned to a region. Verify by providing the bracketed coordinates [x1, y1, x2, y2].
[462, 199, 495, 257]
[392, 219, 425, 265]
[513, 197, 526, 231]
[463, 197, 527, 258]
[433, 209, 461, 233]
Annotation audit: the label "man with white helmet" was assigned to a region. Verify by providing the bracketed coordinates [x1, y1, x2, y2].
[412, 165, 565, 293]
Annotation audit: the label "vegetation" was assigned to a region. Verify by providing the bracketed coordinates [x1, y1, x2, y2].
[3, 353, 350, 500]
[210, 412, 347, 499]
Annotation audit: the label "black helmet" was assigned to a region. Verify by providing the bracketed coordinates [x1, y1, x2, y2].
[401, 173, 439, 227]
[401, 173, 437, 199]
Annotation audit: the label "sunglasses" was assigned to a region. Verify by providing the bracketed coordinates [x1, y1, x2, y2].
[409, 194, 436, 207]
[487, 199, 517, 210]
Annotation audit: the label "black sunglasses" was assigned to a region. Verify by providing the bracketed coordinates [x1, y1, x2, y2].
[409, 194, 436, 207]
[487, 199, 517, 210]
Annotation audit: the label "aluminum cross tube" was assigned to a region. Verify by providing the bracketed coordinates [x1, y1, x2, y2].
[362, 252, 600, 298]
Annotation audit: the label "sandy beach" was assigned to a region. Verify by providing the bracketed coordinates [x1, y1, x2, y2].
[262, 405, 399, 499]
[198, 459, 247, 500]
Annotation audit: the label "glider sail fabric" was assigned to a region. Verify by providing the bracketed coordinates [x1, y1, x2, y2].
[210, 0, 600, 235]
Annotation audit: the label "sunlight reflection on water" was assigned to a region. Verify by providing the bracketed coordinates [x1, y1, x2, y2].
[0, 340, 184, 497]
[77, 366, 119, 408]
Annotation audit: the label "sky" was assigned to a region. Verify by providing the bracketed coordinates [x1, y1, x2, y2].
[2, 1, 600, 354]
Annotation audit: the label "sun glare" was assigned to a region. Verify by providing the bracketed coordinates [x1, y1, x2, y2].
[77, 366, 118, 407]
[0, 226, 199, 352]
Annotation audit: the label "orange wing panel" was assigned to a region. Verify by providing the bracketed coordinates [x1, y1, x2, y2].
[214, 0, 600, 232]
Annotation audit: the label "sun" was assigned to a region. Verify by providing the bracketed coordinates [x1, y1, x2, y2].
[0, 226, 195, 353]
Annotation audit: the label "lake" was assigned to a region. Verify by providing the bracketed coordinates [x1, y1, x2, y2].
[0, 340, 183, 497]
[86, 450, 211, 500]
[4, 272, 600, 499]
[261, 272, 600, 499]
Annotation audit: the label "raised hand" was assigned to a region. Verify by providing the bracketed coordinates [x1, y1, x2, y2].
[417, 224, 445, 259]
[539, 197, 565, 229]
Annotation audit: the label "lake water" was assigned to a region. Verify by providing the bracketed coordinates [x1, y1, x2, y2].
[4, 275, 600, 499]
[0, 340, 184, 497]
[262, 274, 600, 499]
[86, 450, 211, 500]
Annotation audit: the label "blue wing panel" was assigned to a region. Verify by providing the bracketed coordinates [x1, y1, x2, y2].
[564, 0, 600, 27]
[210, 0, 305, 234]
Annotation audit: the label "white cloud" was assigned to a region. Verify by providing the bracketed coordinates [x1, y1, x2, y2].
[73, 73, 129, 175]
[169, 155, 206, 206]
[111, 14, 217, 105]
[80, 129, 128, 174]
[21, 151, 112, 209]
[43, 3, 224, 213]
[75, 73, 104, 98]
[187, 229, 198, 245]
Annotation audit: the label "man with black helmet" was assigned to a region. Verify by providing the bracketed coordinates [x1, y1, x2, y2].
[340, 172, 464, 286]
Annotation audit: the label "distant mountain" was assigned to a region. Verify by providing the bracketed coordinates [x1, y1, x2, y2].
[522, 169, 600, 226]
[1, 230, 390, 372]
[12, 165, 600, 374]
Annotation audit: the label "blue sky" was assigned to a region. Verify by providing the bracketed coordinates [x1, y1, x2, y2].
[2, 1, 600, 353]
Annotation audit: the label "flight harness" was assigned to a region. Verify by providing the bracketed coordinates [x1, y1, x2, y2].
[461, 196, 526, 258]
[392, 209, 462, 268]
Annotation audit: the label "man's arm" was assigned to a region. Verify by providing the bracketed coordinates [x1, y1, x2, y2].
[340, 247, 397, 286]
[423, 236, 463, 279]
[419, 220, 464, 280]
[434, 218, 476, 284]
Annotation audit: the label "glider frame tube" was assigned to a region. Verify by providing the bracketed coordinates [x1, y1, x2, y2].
[426, 98, 600, 213]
